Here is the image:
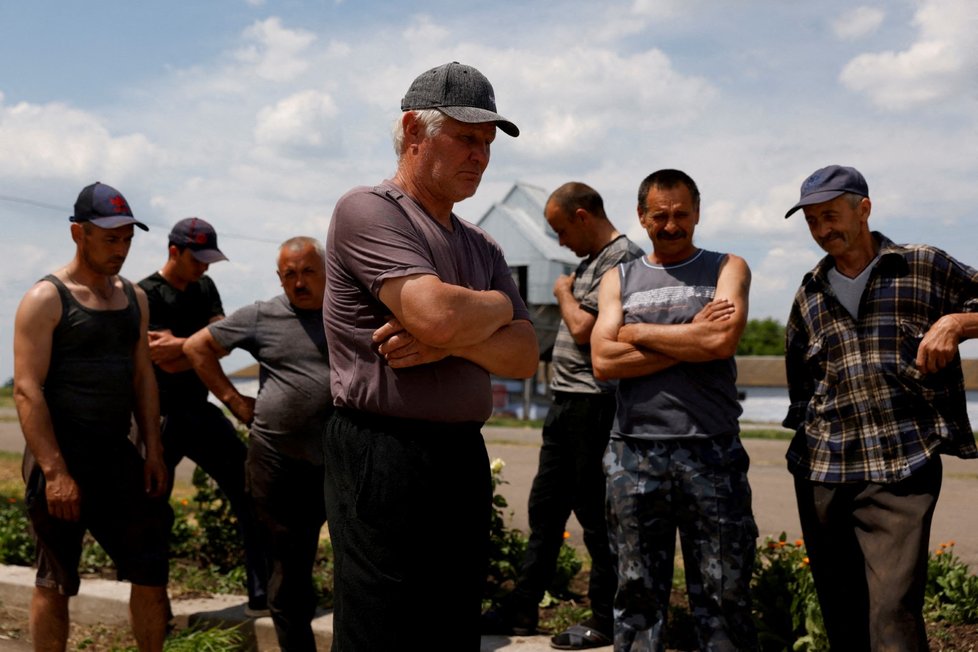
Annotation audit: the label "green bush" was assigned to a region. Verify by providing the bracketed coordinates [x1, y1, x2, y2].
[0, 496, 34, 565]
[926, 541, 978, 625]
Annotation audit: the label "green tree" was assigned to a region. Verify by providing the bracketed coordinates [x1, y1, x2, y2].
[737, 318, 786, 356]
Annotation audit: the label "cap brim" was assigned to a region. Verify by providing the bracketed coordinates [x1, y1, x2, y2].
[439, 106, 519, 137]
[77, 215, 149, 231]
[784, 190, 848, 219]
[189, 248, 228, 263]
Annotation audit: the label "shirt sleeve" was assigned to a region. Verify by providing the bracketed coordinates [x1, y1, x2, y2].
[330, 189, 440, 300]
[208, 302, 261, 356]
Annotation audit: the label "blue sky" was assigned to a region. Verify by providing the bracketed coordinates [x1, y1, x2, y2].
[2, 0, 977, 381]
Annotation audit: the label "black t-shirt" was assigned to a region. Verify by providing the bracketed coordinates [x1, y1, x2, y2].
[138, 272, 224, 414]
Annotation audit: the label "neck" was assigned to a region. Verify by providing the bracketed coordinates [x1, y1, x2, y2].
[588, 222, 621, 256]
[391, 172, 454, 229]
[832, 235, 879, 278]
[65, 261, 115, 300]
[159, 261, 190, 291]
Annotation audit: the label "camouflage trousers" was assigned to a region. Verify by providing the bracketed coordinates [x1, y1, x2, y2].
[605, 434, 758, 652]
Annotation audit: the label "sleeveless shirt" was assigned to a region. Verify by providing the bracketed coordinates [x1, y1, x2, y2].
[613, 250, 742, 439]
[42, 274, 141, 446]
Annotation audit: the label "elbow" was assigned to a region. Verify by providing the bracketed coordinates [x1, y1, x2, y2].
[592, 357, 614, 381]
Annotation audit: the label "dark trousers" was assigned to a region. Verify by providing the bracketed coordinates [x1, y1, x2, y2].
[511, 392, 617, 626]
[322, 409, 492, 652]
[163, 402, 268, 605]
[794, 458, 942, 652]
[248, 437, 327, 651]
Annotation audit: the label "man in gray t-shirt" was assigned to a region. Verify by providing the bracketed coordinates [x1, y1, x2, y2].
[184, 236, 330, 651]
[322, 62, 539, 651]
[483, 183, 642, 649]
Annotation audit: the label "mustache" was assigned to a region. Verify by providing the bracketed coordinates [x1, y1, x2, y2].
[656, 230, 687, 241]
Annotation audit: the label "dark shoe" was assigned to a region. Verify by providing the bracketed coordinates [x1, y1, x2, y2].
[480, 604, 538, 636]
[244, 598, 271, 618]
[550, 622, 613, 650]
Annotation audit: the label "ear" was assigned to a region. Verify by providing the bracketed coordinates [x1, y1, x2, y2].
[859, 197, 872, 221]
[402, 112, 422, 145]
[573, 207, 589, 224]
[70, 223, 84, 244]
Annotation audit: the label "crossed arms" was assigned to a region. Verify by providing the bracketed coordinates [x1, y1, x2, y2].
[590, 254, 751, 381]
[373, 273, 538, 378]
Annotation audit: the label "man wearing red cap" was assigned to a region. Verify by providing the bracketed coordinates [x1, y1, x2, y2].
[13, 182, 171, 651]
[138, 218, 269, 615]
[323, 62, 538, 650]
[784, 164, 978, 650]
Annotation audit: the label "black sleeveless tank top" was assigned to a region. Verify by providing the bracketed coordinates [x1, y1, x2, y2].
[42, 274, 141, 446]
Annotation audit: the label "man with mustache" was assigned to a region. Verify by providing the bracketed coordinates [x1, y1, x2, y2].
[591, 169, 757, 651]
[322, 62, 539, 650]
[139, 218, 268, 615]
[13, 182, 171, 650]
[783, 165, 978, 650]
[184, 236, 331, 651]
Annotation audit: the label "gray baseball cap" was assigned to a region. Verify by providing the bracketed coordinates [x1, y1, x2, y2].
[785, 165, 869, 218]
[401, 62, 519, 137]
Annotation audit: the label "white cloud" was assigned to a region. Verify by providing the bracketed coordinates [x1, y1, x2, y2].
[234, 17, 317, 82]
[254, 90, 339, 154]
[840, 0, 978, 110]
[832, 6, 885, 40]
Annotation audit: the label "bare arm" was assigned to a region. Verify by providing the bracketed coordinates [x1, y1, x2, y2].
[590, 268, 679, 381]
[374, 317, 539, 378]
[917, 312, 978, 374]
[377, 273, 513, 349]
[148, 315, 224, 373]
[616, 254, 751, 362]
[131, 287, 167, 497]
[12, 281, 82, 521]
[184, 328, 256, 425]
[553, 274, 597, 345]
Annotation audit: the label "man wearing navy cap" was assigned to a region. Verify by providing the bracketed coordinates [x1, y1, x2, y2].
[13, 182, 171, 650]
[138, 218, 269, 615]
[323, 62, 538, 650]
[783, 165, 978, 650]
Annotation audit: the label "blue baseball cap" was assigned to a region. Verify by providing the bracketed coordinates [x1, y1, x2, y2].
[168, 217, 228, 263]
[70, 182, 148, 231]
[785, 165, 869, 218]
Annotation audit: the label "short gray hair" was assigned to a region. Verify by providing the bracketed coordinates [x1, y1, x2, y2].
[391, 109, 447, 157]
[279, 236, 325, 262]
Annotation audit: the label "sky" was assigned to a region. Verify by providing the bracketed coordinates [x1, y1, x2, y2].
[1, 0, 977, 382]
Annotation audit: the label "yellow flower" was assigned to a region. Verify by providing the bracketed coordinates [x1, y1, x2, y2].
[490, 458, 506, 475]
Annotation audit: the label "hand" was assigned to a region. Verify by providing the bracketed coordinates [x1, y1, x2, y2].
[227, 394, 256, 426]
[553, 274, 575, 298]
[143, 452, 170, 498]
[692, 299, 735, 323]
[916, 315, 963, 374]
[372, 317, 449, 369]
[147, 329, 185, 364]
[44, 471, 82, 522]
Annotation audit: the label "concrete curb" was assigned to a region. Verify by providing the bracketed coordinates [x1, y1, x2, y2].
[0, 565, 582, 651]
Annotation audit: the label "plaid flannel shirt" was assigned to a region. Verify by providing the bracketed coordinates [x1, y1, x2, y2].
[784, 232, 978, 483]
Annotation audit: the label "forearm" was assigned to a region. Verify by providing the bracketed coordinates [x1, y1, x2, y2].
[450, 320, 539, 378]
[411, 287, 513, 348]
[619, 321, 739, 362]
[591, 339, 678, 380]
[555, 286, 595, 345]
[132, 366, 163, 457]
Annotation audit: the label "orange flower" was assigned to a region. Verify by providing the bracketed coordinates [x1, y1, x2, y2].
[935, 549, 944, 556]
[794, 539, 804, 547]
[802, 557, 810, 565]
[563, 531, 571, 540]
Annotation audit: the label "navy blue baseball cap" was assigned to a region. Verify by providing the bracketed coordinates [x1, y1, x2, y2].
[168, 217, 228, 263]
[70, 182, 148, 231]
[785, 165, 869, 218]
[401, 62, 519, 137]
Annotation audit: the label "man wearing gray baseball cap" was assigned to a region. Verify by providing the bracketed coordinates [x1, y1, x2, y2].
[322, 62, 538, 650]
[783, 164, 978, 650]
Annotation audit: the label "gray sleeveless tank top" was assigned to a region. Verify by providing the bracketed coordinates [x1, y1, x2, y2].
[613, 250, 742, 439]
[42, 274, 141, 446]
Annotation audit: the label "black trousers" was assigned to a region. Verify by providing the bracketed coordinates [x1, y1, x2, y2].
[162, 402, 268, 605]
[794, 458, 942, 652]
[248, 437, 327, 651]
[322, 409, 492, 652]
[510, 392, 617, 626]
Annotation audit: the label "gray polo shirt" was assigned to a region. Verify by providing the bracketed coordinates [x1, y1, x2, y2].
[324, 181, 531, 423]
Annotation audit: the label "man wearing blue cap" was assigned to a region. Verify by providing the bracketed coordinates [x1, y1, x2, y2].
[13, 182, 171, 650]
[323, 62, 538, 650]
[139, 218, 269, 615]
[783, 165, 978, 650]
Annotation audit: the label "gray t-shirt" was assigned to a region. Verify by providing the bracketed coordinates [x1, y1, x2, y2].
[208, 294, 331, 463]
[613, 249, 742, 440]
[324, 181, 532, 423]
[551, 235, 644, 394]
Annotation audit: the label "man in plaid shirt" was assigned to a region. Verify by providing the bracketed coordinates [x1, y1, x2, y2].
[783, 164, 978, 651]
